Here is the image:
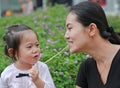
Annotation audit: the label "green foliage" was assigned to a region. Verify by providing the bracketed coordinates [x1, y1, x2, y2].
[0, 5, 120, 88]
[107, 15, 120, 32]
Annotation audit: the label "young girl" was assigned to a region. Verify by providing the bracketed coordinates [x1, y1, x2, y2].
[0, 25, 56, 88]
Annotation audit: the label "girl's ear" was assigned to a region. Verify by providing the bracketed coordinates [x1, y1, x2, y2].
[8, 48, 14, 56]
[88, 23, 97, 37]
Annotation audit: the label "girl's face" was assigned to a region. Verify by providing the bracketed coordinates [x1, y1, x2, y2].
[16, 30, 40, 67]
[65, 12, 90, 53]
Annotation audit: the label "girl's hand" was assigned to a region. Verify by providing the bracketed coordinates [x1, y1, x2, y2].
[29, 66, 39, 82]
[29, 66, 45, 88]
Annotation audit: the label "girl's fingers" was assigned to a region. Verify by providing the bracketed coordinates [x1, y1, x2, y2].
[29, 65, 39, 80]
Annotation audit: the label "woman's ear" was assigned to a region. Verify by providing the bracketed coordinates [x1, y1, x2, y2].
[8, 48, 14, 56]
[88, 23, 97, 37]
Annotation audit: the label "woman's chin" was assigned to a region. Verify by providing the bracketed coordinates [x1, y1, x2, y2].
[70, 49, 76, 53]
[70, 48, 81, 53]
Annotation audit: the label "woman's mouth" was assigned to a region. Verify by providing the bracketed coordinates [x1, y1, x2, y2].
[68, 41, 73, 47]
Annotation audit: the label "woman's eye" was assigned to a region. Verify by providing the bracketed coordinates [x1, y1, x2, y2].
[68, 27, 72, 30]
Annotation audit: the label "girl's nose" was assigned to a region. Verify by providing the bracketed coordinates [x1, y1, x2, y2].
[32, 47, 39, 53]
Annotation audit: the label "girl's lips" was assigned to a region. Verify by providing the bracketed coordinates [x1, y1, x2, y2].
[32, 54, 39, 60]
[34, 55, 39, 58]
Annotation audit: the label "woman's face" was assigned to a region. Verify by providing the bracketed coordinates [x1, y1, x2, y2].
[65, 12, 90, 53]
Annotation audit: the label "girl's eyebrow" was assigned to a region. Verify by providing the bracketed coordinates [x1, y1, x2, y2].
[25, 41, 39, 44]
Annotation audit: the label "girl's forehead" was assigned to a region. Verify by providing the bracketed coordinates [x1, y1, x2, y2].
[20, 30, 38, 41]
[21, 30, 34, 33]
[20, 30, 36, 36]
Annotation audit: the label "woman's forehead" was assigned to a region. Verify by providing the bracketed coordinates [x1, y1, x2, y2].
[66, 12, 79, 26]
[67, 12, 78, 21]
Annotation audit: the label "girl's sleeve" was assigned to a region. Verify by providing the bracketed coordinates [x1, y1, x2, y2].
[76, 61, 88, 88]
[40, 63, 56, 88]
[0, 76, 8, 88]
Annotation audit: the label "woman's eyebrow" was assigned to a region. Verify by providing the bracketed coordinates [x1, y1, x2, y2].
[66, 23, 72, 27]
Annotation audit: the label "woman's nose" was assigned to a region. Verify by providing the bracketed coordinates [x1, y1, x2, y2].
[64, 31, 69, 39]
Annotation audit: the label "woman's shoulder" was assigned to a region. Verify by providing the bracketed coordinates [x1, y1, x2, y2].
[117, 48, 120, 55]
[80, 58, 95, 69]
[82, 58, 95, 65]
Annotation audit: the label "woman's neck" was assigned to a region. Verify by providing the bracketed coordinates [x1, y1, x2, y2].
[86, 39, 120, 63]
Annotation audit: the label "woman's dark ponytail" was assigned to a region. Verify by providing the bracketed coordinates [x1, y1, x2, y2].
[101, 27, 120, 44]
[109, 31, 120, 45]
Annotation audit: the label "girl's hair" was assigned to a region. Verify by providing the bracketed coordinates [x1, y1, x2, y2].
[3, 24, 38, 60]
[70, 1, 120, 44]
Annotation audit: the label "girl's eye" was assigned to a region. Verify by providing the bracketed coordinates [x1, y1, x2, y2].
[36, 43, 39, 47]
[26, 46, 32, 48]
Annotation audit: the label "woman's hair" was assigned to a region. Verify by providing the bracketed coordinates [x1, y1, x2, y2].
[70, 1, 120, 44]
[3, 24, 38, 60]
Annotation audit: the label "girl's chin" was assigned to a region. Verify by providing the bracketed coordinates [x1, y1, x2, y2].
[31, 61, 38, 65]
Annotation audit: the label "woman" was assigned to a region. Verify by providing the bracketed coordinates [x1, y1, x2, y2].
[64, 1, 120, 88]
